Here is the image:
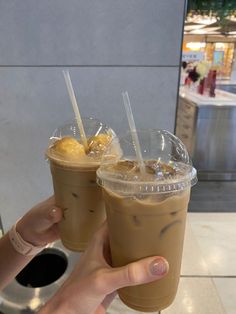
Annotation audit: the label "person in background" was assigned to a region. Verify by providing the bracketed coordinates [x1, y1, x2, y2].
[0, 196, 169, 314]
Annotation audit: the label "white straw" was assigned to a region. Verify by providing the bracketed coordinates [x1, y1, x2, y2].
[122, 91, 145, 174]
[62, 70, 88, 151]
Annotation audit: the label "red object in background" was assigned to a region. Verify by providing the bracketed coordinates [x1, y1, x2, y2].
[185, 76, 191, 86]
[198, 78, 205, 95]
[208, 70, 217, 97]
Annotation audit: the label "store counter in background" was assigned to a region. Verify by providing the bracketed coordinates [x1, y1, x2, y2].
[176, 87, 236, 180]
[217, 83, 236, 94]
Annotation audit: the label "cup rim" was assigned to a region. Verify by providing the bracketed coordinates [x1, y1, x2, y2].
[97, 166, 197, 194]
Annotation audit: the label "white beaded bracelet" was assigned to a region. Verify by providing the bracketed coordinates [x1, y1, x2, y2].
[9, 223, 45, 256]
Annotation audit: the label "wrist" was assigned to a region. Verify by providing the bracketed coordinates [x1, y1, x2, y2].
[39, 292, 74, 314]
[8, 223, 45, 256]
[16, 219, 46, 247]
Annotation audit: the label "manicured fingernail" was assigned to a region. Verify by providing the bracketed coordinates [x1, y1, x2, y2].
[150, 258, 169, 276]
[50, 208, 57, 217]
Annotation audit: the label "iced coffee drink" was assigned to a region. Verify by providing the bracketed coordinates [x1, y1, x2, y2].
[46, 118, 114, 251]
[97, 130, 197, 312]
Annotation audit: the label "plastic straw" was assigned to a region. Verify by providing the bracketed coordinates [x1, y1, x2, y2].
[122, 91, 146, 174]
[62, 70, 89, 151]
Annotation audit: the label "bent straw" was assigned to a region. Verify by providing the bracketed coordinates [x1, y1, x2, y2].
[62, 70, 89, 152]
[122, 91, 146, 174]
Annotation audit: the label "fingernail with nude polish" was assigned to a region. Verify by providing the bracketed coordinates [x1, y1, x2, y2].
[49, 208, 57, 218]
[150, 258, 169, 276]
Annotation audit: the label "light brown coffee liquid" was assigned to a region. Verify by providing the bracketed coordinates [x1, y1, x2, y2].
[103, 188, 190, 312]
[50, 161, 105, 251]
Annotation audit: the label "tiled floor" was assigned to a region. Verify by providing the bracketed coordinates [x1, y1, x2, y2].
[108, 213, 236, 314]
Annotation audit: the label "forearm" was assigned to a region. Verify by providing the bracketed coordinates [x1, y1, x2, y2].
[38, 274, 100, 314]
[0, 232, 33, 290]
[38, 288, 74, 314]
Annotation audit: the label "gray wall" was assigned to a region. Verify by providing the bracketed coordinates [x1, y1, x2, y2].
[0, 0, 186, 229]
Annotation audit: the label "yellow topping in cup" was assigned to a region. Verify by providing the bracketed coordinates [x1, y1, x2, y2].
[53, 137, 85, 159]
[88, 134, 111, 153]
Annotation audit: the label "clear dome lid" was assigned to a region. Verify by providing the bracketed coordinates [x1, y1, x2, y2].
[97, 129, 197, 194]
[46, 117, 115, 166]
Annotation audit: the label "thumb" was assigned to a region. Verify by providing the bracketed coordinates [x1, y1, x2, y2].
[34, 206, 62, 233]
[43, 206, 63, 226]
[16, 197, 63, 247]
[104, 257, 169, 293]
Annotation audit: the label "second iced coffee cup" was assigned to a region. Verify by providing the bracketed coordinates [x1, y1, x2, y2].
[46, 117, 114, 251]
[97, 129, 197, 312]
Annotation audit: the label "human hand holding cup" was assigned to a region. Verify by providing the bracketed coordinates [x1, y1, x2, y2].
[97, 129, 197, 312]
